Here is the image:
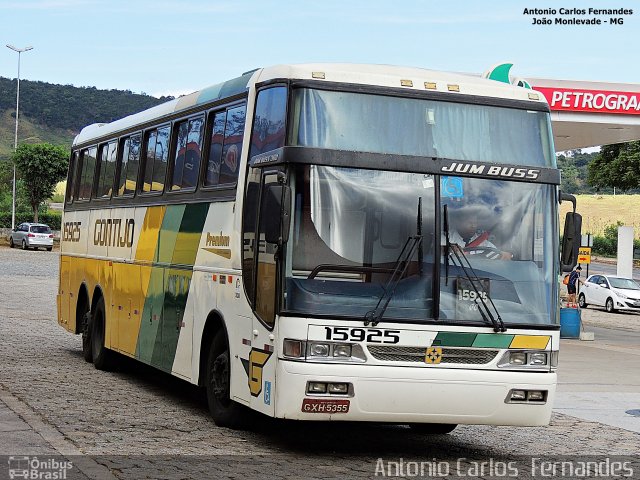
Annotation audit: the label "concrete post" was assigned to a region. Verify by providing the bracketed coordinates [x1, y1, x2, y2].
[617, 226, 634, 278]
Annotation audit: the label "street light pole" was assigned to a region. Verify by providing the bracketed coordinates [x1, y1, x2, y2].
[6, 44, 34, 230]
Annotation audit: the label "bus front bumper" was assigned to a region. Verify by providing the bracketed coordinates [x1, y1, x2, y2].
[275, 359, 556, 426]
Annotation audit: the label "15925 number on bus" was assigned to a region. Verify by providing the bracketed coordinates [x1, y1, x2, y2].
[324, 327, 400, 344]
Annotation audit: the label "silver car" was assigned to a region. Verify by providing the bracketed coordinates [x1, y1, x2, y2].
[9, 223, 54, 251]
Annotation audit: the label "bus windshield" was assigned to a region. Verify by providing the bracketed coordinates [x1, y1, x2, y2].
[290, 88, 555, 168]
[284, 165, 558, 326]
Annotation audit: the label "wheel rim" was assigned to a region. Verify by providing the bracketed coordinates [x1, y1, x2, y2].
[22, 240, 26, 249]
[606, 299, 613, 312]
[579, 295, 585, 307]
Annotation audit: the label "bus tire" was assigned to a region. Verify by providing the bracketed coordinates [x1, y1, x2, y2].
[82, 310, 93, 363]
[409, 423, 457, 434]
[90, 296, 116, 371]
[205, 331, 246, 429]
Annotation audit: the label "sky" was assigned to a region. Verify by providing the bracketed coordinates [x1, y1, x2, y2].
[0, 0, 638, 98]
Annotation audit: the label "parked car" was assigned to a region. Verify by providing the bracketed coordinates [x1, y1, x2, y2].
[578, 274, 640, 313]
[8, 223, 54, 251]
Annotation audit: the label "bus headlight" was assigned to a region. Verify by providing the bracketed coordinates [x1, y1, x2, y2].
[529, 352, 547, 365]
[282, 339, 366, 362]
[333, 344, 352, 357]
[498, 350, 554, 369]
[309, 343, 330, 357]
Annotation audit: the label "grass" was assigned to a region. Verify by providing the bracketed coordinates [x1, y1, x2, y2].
[0, 110, 73, 161]
[559, 194, 640, 239]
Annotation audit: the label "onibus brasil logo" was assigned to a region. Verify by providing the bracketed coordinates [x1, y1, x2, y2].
[7, 456, 73, 479]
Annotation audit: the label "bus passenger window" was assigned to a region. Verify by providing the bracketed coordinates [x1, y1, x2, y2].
[219, 106, 245, 184]
[172, 116, 203, 191]
[116, 133, 141, 197]
[172, 121, 189, 190]
[66, 151, 78, 203]
[153, 126, 170, 192]
[204, 105, 245, 187]
[96, 141, 117, 198]
[142, 125, 169, 193]
[205, 112, 225, 186]
[143, 131, 157, 192]
[77, 147, 97, 201]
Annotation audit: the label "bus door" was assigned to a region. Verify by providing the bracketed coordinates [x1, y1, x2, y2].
[249, 170, 290, 416]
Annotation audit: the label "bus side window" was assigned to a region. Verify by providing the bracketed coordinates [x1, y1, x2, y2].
[171, 116, 203, 191]
[204, 104, 246, 187]
[142, 131, 157, 193]
[96, 141, 117, 198]
[115, 133, 141, 197]
[142, 126, 169, 193]
[66, 151, 77, 204]
[77, 146, 97, 201]
[249, 87, 286, 158]
[153, 126, 170, 192]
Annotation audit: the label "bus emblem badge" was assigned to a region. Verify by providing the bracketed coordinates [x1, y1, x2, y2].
[425, 347, 443, 364]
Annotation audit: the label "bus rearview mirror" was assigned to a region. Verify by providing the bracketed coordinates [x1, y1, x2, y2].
[262, 184, 291, 245]
[561, 212, 582, 272]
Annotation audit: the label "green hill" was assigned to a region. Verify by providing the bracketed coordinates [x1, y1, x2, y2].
[0, 76, 173, 160]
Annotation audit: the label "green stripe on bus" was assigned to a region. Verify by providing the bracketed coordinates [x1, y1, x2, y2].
[172, 203, 209, 266]
[432, 332, 477, 347]
[471, 334, 514, 348]
[137, 267, 165, 364]
[157, 205, 186, 264]
[138, 205, 185, 368]
[157, 203, 210, 371]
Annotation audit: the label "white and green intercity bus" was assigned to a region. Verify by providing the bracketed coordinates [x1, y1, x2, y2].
[57, 63, 581, 431]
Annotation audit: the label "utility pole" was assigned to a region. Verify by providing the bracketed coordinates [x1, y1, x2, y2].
[6, 44, 34, 230]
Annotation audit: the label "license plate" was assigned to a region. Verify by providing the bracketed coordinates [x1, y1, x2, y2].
[301, 399, 350, 414]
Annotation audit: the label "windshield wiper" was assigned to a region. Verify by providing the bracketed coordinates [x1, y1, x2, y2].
[364, 235, 422, 327]
[442, 207, 506, 333]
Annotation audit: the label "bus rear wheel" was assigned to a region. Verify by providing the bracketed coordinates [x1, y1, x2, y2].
[206, 331, 246, 429]
[90, 297, 116, 371]
[81, 309, 93, 363]
[409, 423, 457, 434]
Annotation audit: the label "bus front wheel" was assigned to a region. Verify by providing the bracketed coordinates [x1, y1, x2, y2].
[206, 331, 246, 429]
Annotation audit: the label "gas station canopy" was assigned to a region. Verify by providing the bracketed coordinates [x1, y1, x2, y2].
[528, 78, 640, 152]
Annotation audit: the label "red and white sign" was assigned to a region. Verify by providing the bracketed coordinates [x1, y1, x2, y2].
[533, 86, 640, 115]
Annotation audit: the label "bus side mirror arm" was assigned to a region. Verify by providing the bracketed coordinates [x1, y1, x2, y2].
[559, 191, 577, 213]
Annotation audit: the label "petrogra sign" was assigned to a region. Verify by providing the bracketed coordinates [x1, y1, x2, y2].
[534, 86, 640, 115]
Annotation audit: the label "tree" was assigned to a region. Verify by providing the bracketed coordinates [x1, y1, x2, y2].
[12, 143, 68, 222]
[588, 142, 640, 192]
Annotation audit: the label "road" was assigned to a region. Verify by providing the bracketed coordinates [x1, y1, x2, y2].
[584, 259, 639, 280]
[0, 247, 638, 479]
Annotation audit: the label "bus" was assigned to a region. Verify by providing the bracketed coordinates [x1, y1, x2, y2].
[57, 63, 580, 431]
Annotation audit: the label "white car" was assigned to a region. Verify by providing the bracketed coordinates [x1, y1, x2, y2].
[8, 222, 54, 251]
[578, 274, 640, 313]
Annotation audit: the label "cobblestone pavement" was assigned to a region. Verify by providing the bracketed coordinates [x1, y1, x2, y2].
[0, 247, 638, 479]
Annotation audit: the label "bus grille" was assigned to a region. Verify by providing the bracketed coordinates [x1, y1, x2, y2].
[366, 346, 499, 364]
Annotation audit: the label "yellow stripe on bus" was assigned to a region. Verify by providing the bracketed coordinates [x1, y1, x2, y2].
[135, 206, 166, 262]
[509, 335, 550, 349]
